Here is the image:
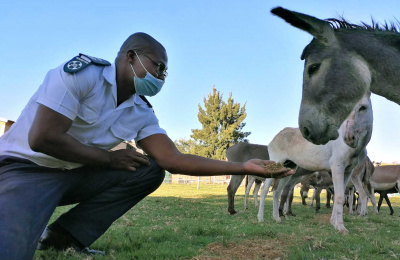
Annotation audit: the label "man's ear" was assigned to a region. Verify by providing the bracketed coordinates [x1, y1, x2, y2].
[127, 50, 136, 62]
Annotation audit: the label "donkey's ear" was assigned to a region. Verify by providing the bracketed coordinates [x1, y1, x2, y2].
[271, 7, 335, 46]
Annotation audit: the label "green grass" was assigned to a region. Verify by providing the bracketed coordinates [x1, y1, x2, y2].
[34, 184, 400, 260]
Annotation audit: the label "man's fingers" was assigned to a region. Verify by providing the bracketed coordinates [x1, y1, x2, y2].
[286, 170, 295, 175]
[135, 156, 150, 165]
[126, 161, 141, 168]
[126, 166, 137, 172]
[129, 152, 150, 165]
[109, 149, 151, 171]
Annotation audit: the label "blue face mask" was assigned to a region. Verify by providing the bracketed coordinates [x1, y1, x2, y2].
[130, 52, 164, 97]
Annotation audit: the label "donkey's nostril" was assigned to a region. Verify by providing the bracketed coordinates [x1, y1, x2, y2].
[303, 126, 310, 139]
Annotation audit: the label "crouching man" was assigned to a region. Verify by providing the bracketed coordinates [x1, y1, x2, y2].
[0, 32, 292, 260]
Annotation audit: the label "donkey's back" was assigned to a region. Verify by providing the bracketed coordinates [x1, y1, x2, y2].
[226, 142, 269, 162]
[371, 165, 400, 187]
[268, 127, 332, 171]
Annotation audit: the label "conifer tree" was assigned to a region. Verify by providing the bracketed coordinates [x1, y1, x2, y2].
[174, 138, 197, 154]
[189, 87, 250, 160]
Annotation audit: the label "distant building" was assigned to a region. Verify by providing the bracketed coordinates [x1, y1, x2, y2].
[0, 117, 14, 137]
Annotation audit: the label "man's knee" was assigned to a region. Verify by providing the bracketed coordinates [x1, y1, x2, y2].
[146, 158, 165, 187]
[153, 169, 165, 189]
[124, 157, 165, 191]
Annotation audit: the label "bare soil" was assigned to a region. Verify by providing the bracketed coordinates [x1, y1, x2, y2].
[191, 238, 290, 260]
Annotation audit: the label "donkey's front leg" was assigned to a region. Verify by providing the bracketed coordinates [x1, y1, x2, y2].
[253, 181, 262, 208]
[351, 172, 368, 216]
[257, 178, 273, 222]
[272, 176, 292, 223]
[244, 177, 254, 211]
[367, 186, 378, 214]
[330, 168, 348, 234]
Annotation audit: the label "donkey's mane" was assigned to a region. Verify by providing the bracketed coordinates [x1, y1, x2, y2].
[326, 18, 400, 33]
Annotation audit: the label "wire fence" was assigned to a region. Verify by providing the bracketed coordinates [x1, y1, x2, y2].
[163, 172, 238, 189]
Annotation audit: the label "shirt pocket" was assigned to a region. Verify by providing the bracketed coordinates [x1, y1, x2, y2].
[77, 104, 99, 124]
[110, 122, 138, 141]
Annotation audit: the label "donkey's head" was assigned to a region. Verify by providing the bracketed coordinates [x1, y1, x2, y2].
[271, 7, 370, 145]
[342, 92, 373, 150]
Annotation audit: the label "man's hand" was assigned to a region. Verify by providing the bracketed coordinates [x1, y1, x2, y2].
[109, 149, 150, 172]
[243, 159, 295, 179]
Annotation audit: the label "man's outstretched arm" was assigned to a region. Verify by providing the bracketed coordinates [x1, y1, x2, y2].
[138, 133, 293, 178]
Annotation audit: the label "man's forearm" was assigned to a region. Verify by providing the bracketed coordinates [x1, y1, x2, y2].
[30, 132, 111, 167]
[165, 153, 244, 176]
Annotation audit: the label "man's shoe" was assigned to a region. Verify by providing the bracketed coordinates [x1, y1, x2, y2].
[37, 227, 105, 256]
[81, 247, 106, 255]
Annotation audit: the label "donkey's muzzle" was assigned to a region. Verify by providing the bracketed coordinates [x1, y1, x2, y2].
[300, 120, 339, 145]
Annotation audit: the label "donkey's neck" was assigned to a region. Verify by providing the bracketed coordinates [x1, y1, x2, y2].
[339, 31, 400, 105]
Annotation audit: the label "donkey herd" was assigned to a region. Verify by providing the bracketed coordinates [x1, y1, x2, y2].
[225, 7, 400, 234]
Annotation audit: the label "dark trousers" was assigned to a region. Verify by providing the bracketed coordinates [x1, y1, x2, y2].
[0, 156, 165, 260]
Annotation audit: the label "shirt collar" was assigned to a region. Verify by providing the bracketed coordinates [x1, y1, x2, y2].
[103, 63, 147, 109]
[103, 63, 116, 86]
[133, 94, 148, 106]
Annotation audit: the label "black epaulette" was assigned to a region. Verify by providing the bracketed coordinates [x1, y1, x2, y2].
[63, 53, 111, 74]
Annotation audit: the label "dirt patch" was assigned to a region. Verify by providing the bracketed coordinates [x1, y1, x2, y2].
[314, 213, 331, 225]
[191, 238, 289, 260]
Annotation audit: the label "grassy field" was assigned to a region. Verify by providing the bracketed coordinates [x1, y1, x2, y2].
[34, 183, 400, 260]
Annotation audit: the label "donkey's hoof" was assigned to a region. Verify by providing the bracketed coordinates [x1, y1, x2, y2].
[333, 223, 348, 234]
[228, 209, 237, 215]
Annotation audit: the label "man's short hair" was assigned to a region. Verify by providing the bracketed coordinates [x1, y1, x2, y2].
[119, 32, 165, 55]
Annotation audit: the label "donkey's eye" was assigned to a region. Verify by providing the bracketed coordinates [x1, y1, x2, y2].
[308, 64, 321, 76]
[359, 105, 368, 112]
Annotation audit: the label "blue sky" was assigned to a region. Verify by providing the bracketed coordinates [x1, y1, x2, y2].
[1, 1, 399, 163]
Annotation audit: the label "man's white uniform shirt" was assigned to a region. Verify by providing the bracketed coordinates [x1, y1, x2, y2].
[0, 62, 167, 169]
